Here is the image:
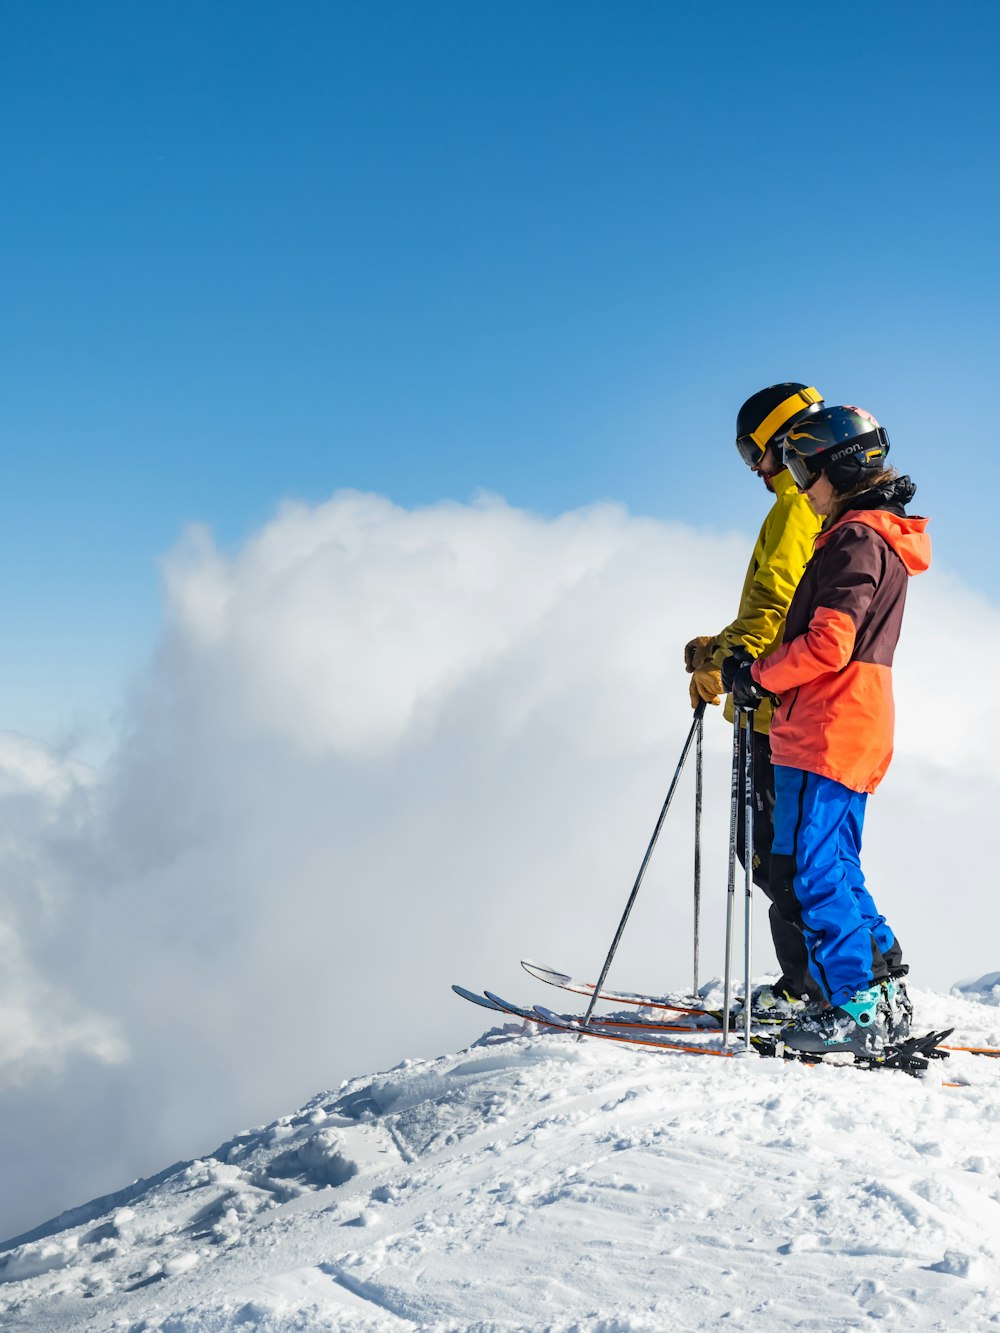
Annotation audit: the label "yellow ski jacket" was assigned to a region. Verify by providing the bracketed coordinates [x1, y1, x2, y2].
[712, 469, 823, 734]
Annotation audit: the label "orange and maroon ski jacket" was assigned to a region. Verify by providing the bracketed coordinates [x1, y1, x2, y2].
[751, 502, 930, 794]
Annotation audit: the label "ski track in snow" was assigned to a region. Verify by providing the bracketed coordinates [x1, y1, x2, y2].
[1, 985, 1000, 1331]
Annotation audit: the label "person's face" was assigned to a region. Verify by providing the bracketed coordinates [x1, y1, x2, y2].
[751, 444, 780, 477]
[803, 471, 837, 516]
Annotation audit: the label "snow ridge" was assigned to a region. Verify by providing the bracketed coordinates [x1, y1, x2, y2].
[1, 984, 999, 1331]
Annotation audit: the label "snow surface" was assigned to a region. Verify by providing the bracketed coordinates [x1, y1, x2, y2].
[952, 972, 1000, 1007]
[2, 983, 1000, 1332]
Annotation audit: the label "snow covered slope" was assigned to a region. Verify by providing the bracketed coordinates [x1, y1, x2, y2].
[2, 983, 1000, 1332]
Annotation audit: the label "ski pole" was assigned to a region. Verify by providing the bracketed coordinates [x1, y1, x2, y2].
[743, 710, 755, 1050]
[580, 700, 707, 1033]
[693, 707, 703, 998]
[721, 710, 741, 1045]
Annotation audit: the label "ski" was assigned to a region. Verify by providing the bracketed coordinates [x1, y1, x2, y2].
[522, 986, 996, 1064]
[484, 991, 734, 1057]
[520, 962, 986, 1043]
[450, 986, 670, 1030]
[452, 986, 719, 1035]
[520, 959, 789, 1026]
[529, 1004, 716, 1035]
[521, 959, 719, 1019]
[452, 986, 734, 1057]
[514, 990, 746, 1057]
[525, 1002, 953, 1073]
[454, 986, 957, 1075]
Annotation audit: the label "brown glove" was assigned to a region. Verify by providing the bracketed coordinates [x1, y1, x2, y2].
[684, 635, 718, 673]
[689, 664, 723, 708]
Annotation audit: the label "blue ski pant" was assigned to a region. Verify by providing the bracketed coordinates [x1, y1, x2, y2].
[769, 766, 901, 1007]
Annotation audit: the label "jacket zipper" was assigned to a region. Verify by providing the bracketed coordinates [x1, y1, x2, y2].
[784, 687, 801, 720]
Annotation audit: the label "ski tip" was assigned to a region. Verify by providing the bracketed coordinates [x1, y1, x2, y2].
[484, 989, 523, 1015]
[521, 960, 573, 986]
[451, 985, 504, 1012]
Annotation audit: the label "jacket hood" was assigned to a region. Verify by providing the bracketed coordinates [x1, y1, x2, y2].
[818, 504, 931, 576]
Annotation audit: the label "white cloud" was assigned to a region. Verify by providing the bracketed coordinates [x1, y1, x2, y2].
[0, 490, 994, 1242]
[0, 920, 126, 1080]
[0, 734, 126, 1086]
[159, 492, 669, 755]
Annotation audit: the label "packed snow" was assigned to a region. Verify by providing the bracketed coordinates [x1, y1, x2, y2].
[2, 979, 1000, 1332]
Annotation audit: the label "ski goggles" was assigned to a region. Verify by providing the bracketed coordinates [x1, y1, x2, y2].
[736, 433, 766, 466]
[783, 430, 890, 491]
[734, 386, 822, 467]
[782, 450, 825, 490]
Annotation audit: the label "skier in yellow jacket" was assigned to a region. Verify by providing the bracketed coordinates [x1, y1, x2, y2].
[685, 383, 824, 1016]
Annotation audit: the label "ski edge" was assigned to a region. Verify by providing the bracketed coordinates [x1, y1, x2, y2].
[521, 959, 710, 1018]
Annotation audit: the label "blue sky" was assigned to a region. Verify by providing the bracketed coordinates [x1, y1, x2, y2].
[3, 0, 998, 748]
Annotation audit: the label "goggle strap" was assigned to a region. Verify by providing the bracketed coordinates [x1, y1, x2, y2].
[750, 386, 822, 448]
[821, 428, 890, 468]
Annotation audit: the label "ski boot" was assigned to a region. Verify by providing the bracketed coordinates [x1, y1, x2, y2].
[780, 984, 891, 1059]
[737, 979, 813, 1026]
[883, 976, 913, 1042]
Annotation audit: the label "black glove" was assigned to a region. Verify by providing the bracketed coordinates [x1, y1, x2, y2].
[720, 646, 751, 694]
[730, 658, 769, 710]
[722, 647, 775, 711]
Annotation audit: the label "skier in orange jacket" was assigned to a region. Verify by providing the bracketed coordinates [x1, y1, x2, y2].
[728, 406, 928, 1057]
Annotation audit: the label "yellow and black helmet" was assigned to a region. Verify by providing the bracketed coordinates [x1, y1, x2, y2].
[735, 383, 824, 466]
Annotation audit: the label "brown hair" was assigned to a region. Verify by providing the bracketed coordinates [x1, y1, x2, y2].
[822, 466, 900, 530]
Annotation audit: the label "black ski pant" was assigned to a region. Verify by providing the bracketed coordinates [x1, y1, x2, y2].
[735, 723, 821, 1001]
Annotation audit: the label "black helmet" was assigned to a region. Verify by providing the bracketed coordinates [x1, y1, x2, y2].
[782, 406, 890, 493]
[735, 383, 824, 466]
